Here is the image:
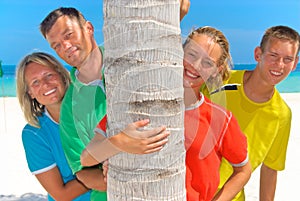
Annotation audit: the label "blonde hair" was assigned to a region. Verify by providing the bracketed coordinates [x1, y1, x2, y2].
[16, 52, 70, 127]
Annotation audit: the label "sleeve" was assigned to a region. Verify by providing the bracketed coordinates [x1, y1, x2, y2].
[263, 107, 292, 170]
[59, 93, 86, 174]
[219, 113, 248, 167]
[94, 115, 107, 137]
[22, 126, 56, 174]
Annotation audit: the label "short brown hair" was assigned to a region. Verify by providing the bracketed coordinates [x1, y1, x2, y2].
[260, 25, 300, 55]
[40, 7, 87, 38]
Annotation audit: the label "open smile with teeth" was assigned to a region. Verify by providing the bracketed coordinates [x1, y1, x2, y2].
[185, 69, 200, 79]
[270, 70, 283, 76]
[44, 88, 57, 96]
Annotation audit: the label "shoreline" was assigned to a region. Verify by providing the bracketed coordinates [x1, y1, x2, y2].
[0, 93, 299, 200]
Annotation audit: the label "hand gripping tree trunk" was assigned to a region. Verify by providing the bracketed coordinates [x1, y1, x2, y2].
[103, 0, 186, 200]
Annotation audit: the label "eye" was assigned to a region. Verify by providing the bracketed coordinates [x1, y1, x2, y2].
[283, 57, 294, 64]
[53, 43, 61, 51]
[268, 53, 278, 58]
[266, 53, 278, 61]
[202, 59, 215, 68]
[31, 80, 40, 87]
[187, 50, 195, 56]
[185, 51, 197, 60]
[46, 73, 53, 79]
[64, 32, 72, 40]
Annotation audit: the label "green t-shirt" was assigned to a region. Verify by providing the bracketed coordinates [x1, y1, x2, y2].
[60, 47, 107, 200]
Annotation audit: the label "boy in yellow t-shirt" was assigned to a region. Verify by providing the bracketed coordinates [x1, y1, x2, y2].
[208, 25, 299, 200]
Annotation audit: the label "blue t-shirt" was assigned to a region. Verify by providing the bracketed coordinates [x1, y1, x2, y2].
[22, 111, 91, 201]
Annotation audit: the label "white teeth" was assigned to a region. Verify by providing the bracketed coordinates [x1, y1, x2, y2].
[270, 70, 282, 76]
[44, 88, 56, 96]
[186, 70, 199, 78]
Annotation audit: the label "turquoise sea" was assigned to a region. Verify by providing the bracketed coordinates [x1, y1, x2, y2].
[0, 64, 299, 97]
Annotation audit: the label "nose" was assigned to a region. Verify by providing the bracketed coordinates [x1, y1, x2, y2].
[192, 58, 202, 71]
[41, 77, 52, 88]
[62, 40, 72, 51]
[274, 57, 285, 68]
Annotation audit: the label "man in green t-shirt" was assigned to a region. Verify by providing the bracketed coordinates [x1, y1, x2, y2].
[40, 7, 170, 200]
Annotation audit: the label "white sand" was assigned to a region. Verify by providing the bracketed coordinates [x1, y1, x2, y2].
[0, 94, 299, 200]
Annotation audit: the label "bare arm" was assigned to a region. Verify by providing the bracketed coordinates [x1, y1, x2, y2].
[260, 163, 277, 201]
[76, 166, 107, 192]
[212, 161, 252, 201]
[35, 167, 89, 201]
[81, 119, 170, 166]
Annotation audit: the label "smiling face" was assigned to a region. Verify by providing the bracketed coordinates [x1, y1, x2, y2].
[45, 16, 95, 68]
[25, 62, 66, 108]
[255, 37, 299, 86]
[183, 34, 223, 90]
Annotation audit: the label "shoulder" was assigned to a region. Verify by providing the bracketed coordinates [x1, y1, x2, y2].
[99, 46, 104, 54]
[272, 90, 292, 117]
[203, 96, 232, 118]
[69, 67, 77, 81]
[22, 117, 56, 148]
[226, 70, 246, 84]
[22, 114, 56, 135]
[61, 83, 74, 110]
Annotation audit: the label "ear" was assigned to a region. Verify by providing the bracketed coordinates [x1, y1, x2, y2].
[85, 21, 94, 34]
[254, 46, 262, 62]
[27, 90, 35, 99]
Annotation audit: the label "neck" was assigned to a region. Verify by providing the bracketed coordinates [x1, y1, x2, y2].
[46, 103, 61, 123]
[184, 87, 201, 107]
[77, 47, 103, 83]
[243, 70, 275, 103]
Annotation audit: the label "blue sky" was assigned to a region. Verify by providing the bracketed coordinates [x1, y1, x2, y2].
[0, 0, 299, 65]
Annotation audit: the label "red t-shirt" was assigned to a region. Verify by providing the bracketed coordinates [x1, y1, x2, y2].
[185, 95, 248, 201]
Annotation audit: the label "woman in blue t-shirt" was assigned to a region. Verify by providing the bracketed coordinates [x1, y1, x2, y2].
[16, 52, 104, 200]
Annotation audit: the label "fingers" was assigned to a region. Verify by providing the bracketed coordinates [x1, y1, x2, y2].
[144, 146, 164, 154]
[139, 125, 167, 138]
[180, 0, 190, 21]
[143, 134, 169, 154]
[102, 160, 108, 184]
[133, 119, 150, 128]
[124, 119, 167, 139]
[136, 131, 170, 154]
[148, 131, 170, 146]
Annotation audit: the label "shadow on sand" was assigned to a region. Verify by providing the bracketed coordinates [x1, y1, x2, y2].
[0, 193, 46, 201]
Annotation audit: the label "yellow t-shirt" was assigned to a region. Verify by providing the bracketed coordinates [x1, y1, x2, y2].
[203, 70, 292, 201]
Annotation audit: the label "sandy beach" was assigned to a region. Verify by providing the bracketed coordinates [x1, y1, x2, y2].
[0, 93, 299, 201]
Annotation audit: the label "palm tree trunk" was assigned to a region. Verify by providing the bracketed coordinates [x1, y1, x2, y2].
[103, 0, 185, 200]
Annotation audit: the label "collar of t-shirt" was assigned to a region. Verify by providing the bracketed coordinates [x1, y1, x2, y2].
[44, 108, 59, 125]
[185, 92, 205, 111]
[74, 69, 105, 93]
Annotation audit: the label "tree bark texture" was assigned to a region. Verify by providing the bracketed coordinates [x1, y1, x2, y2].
[103, 0, 185, 200]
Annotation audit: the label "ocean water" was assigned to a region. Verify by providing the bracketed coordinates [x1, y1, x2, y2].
[0, 64, 299, 97]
